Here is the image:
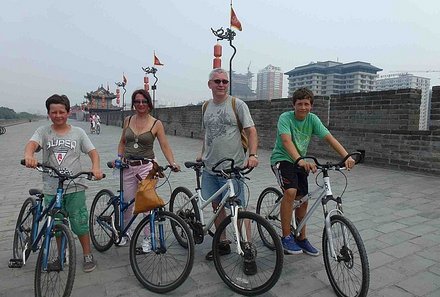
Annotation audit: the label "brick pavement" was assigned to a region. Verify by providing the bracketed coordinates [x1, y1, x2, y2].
[0, 120, 439, 297]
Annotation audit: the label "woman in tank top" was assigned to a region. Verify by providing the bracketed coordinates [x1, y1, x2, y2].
[116, 89, 180, 247]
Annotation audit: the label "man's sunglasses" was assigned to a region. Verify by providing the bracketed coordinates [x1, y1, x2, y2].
[134, 100, 149, 105]
[212, 79, 229, 85]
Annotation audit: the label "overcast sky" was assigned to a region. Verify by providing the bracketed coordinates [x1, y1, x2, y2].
[1, 0, 439, 114]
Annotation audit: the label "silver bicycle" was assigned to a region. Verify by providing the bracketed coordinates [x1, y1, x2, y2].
[257, 152, 369, 297]
[169, 158, 283, 296]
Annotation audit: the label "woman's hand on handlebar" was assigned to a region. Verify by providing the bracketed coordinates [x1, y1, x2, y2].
[170, 162, 181, 172]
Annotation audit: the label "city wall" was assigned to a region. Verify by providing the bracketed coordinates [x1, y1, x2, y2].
[102, 87, 440, 175]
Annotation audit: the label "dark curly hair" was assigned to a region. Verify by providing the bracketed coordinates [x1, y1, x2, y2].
[292, 87, 314, 105]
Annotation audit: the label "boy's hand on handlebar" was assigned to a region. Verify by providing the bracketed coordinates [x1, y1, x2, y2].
[24, 156, 38, 168]
[92, 168, 104, 180]
[298, 159, 317, 173]
[345, 156, 356, 170]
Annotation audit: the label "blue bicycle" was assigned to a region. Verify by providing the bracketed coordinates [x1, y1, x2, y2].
[10, 160, 99, 297]
[89, 158, 194, 293]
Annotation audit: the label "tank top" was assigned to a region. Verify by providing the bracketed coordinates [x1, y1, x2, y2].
[124, 116, 157, 159]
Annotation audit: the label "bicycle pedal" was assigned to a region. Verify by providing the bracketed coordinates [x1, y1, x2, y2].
[8, 259, 24, 268]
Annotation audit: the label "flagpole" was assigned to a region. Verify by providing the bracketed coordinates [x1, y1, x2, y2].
[115, 74, 127, 128]
[142, 66, 158, 115]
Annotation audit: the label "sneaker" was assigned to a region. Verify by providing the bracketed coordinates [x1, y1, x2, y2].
[83, 254, 96, 273]
[116, 230, 132, 247]
[47, 258, 61, 272]
[295, 238, 320, 256]
[205, 241, 231, 261]
[282, 234, 302, 254]
[242, 242, 257, 276]
[142, 236, 152, 253]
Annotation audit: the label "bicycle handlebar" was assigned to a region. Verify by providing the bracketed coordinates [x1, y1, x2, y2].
[21, 159, 106, 180]
[107, 158, 176, 173]
[293, 152, 362, 170]
[211, 158, 254, 176]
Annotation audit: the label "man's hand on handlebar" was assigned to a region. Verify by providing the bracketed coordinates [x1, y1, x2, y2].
[298, 159, 317, 173]
[344, 156, 356, 170]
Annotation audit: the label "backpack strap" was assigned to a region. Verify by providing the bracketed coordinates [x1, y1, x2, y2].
[231, 97, 243, 132]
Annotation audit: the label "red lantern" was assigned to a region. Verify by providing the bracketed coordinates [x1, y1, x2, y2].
[214, 43, 222, 57]
[116, 98, 120, 105]
[116, 88, 120, 94]
[144, 76, 149, 84]
[213, 57, 221, 69]
[101, 95, 105, 108]
[144, 83, 149, 91]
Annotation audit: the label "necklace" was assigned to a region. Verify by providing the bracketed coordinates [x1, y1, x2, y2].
[133, 114, 148, 149]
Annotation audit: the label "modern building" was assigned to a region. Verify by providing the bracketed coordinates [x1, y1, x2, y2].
[285, 61, 382, 97]
[376, 73, 431, 130]
[256, 65, 283, 101]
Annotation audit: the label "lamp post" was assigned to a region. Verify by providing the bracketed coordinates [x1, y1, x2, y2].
[115, 81, 126, 128]
[211, 27, 237, 95]
[142, 66, 158, 114]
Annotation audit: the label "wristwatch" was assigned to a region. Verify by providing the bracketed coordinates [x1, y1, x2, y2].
[249, 154, 258, 159]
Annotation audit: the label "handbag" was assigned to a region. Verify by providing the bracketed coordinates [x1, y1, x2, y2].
[133, 162, 165, 214]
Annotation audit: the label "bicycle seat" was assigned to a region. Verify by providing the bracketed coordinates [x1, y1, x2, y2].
[184, 161, 204, 169]
[29, 189, 43, 196]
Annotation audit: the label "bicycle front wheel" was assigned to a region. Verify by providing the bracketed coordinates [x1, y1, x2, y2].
[89, 189, 118, 252]
[256, 187, 283, 249]
[35, 223, 76, 297]
[213, 211, 283, 296]
[130, 210, 195, 293]
[13, 197, 36, 261]
[322, 214, 370, 297]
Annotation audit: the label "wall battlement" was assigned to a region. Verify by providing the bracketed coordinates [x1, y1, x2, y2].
[102, 87, 440, 175]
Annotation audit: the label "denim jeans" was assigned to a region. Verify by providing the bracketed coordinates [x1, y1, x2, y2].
[201, 171, 246, 207]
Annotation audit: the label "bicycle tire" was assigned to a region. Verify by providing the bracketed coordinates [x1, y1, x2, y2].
[35, 223, 76, 297]
[256, 187, 283, 249]
[13, 197, 36, 261]
[169, 186, 201, 246]
[96, 125, 100, 135]
[129, 210, 195, 293]
[213, 211, 283, 296]
[89, 189, 118, 252]
[322, 214, 370, 297]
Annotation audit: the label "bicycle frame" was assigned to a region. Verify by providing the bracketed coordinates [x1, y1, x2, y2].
[265, 170, 346, 260]
[175, 175, 247, 256]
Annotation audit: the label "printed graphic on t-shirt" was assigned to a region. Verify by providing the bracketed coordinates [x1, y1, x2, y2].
[46, 138, 77, 167]
[206, 109, 233, 146]
[292, 127, 311, 154]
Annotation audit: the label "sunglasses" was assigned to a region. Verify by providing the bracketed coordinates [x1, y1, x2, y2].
[134, 99, 149, 105]
[212, 79, 229, 85]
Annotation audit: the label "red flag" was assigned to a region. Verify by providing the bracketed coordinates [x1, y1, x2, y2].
[230, 7, 242, 31]
[123, 74, 127, 85]
[154, 53, 164, 66]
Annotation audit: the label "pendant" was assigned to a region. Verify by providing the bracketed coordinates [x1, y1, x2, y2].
[133, 143, 139, 149]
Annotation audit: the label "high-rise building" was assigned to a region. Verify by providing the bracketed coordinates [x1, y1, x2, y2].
[285, 61, 382, 97]
[376, 73, 431, 130]
[256, 65, 283, 101]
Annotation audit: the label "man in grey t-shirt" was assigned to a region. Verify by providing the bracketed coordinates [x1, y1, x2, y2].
[198, 68, 259, 274]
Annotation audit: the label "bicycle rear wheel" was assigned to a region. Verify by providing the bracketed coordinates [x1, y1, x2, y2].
[130, 210, 194, 293]
[89, 189, 118, 252]
[13, 197, 36, 261]
[169, 186, 201, 245]
[35, 223, 76, 297]
[322, 214, 369, 297]
[213, 211, 283, 296]
[256, 187, 283, 249]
